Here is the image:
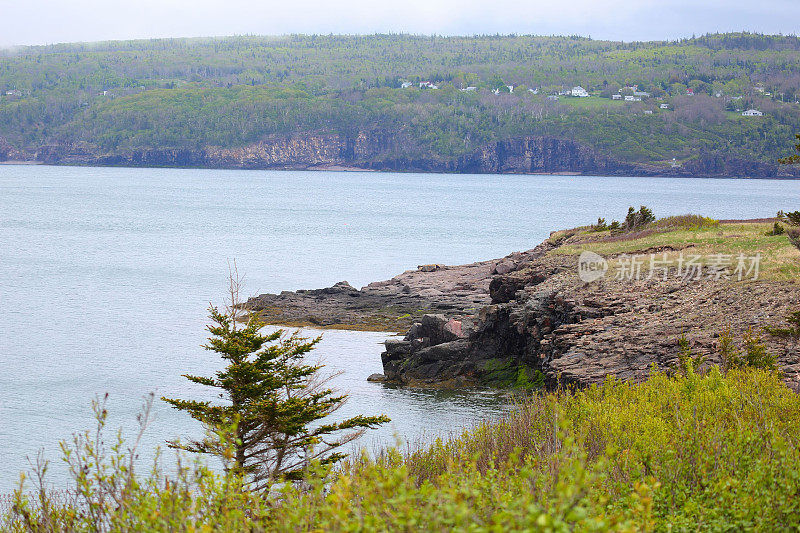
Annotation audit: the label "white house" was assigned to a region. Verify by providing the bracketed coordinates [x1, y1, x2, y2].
[572, 86, 589, 97]
[612, 94, 623, 100]
[624, 95, 642, 102]
[419, 81, 438, 89]
[400, 81, 413, 89]
[529, 88, 539, 95]
[660, 103, 670, 109]
[633, 91, 651, 98]
[742, 109, 763, 117]
[507, 85, 514, 94]
[644, 110, 653, 115]
[548, 95, 559, 101]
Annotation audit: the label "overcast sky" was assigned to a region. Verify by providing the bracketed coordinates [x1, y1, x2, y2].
[0, 0, 795, 47]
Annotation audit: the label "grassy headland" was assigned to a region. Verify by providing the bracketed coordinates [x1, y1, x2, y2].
[552, 217, 800, 281]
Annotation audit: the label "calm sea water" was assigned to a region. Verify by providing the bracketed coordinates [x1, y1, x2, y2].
[2, 164, 799, 491]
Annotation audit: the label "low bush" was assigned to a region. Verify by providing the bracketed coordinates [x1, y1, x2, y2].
[766, 221, 786, 235]
[787, 228, 800, 251]
[765, 310, 800, 339]
[651, 214, 719, 231]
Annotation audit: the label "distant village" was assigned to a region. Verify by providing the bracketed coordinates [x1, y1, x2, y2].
[395, 78, 790, 118]
[2, 77, 788, 122]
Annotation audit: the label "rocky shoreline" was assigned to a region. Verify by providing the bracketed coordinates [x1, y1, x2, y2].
[3, 133, 800, 179]
[249, 225, 800, 390]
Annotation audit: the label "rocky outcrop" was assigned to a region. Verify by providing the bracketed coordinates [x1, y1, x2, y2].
[13, 132, 800, 178]
[384, 250, 800, 388]
[249, 225, 800, 388]
[252, 226, 799, 388]
[246, 244, 552, 331]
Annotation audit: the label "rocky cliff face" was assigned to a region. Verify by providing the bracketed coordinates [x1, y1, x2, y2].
[16, 132, 800, 178]
[382, 241, 800, 388]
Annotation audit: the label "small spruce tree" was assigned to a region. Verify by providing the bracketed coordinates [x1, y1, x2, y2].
[742, 327, 777, 371]
[784, 211, 800, 226]
[163, 273, 389, 491]
[718, 326, 744, 373]
[623, 205, 656, 232]
[676, 333, 705, 375]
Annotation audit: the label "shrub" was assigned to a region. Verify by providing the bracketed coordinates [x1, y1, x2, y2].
[624, 205, 656, 231]
[718, 326, 744, 373]
[766, 221, 786, 235]
[591, 217, 608, 232]
[787, 228, 800, 251]
[765, 310, 800, 339]
[652, 214, 719, 231]
[675, 333, 705, 375]
[784, 210, 800, 226]
[742, 327, 778, 371]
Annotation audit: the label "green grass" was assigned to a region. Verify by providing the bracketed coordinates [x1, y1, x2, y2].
[553, 219, 800, 281]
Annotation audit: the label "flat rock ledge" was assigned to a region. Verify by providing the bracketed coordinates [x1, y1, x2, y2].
[246, 242, 554, 332]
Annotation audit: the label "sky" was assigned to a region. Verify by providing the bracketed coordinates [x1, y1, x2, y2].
[0, 0, 795, 47]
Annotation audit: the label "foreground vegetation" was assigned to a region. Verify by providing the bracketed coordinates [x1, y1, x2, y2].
[5, 366, 800, 531]
[2, 33, 800, 166]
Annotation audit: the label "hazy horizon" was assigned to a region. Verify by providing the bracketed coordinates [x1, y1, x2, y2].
[0, 0, 794, 48]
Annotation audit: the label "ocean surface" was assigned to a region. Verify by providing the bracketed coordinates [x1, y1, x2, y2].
[2, 164, 799, 491]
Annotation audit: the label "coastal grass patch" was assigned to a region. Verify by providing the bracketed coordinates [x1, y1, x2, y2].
[7, 368, 800, 531]
[553, 220, 800, 281]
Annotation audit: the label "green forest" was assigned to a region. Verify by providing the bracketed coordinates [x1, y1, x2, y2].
[1, 33, 800, 166]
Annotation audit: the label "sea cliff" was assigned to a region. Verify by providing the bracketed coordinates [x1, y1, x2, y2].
[3, 133, 799, 178]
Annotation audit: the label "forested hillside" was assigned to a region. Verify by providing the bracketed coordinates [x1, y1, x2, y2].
[1, 33, 800, 175]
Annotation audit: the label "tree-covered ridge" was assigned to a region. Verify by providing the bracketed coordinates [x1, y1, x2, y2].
[1, 33, 800, 166]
